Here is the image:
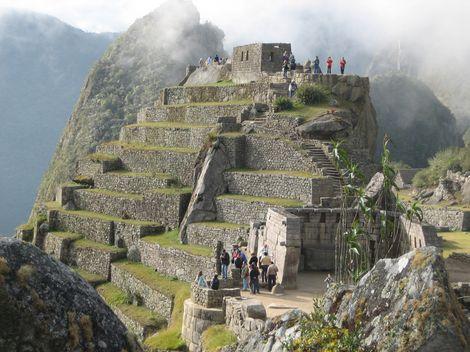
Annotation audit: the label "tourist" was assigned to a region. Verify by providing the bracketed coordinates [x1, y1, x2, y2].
[304, 59, 312, 74]
[340, 57, 347, 75]
[267, 261, 278, 291]
[282, 60, 289, 78]
[195, 271, 207, 288]
[283, 50, 289, 62]
[249, 252, 258, 267]
[214, 54, 220, 64]
[324, 273, 333, 289]
[313, 56, 321, 74]
[288, 80, 298, 98]
[289, 53, 296, 71]
[239, 248, 247, 264]
[206, 56, 212, 65]
[249, 264, 260, 294]
[241, 262, 249, 291]
[199, 58, 204, 67]
[258, 243, 269, 258]
[220, 249, 230, 280]
[259, 252, 271, 284]
[210, 274, 220, 290]
[326, 56, 333, 74]
[234, 252, 243, 270]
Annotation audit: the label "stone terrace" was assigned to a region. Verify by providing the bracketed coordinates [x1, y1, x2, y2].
[33, 79, 345, 348]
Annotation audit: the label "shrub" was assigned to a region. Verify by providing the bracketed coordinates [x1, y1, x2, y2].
[201, 325, 237, 352]
[296, 84, 330, 105]
[274, 96, 294, 111]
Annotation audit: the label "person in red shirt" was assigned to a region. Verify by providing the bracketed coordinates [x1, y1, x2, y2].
[326, 56, 333, 74]
[340, 57, 347, 75]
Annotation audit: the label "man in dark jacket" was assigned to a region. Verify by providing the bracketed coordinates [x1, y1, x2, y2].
[220, 249, 230, 279]
[210, 274, 220, 290]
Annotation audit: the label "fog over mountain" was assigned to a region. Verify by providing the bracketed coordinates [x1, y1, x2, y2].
[0, 9, 115, 235]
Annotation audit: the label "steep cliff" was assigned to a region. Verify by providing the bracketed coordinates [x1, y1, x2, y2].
[0, 10, 114, 235]
[371, 74, 462, 167]
[32, 0, 225, 214]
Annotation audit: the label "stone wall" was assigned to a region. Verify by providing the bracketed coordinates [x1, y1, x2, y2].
[186, 223, 249, 249]
[114, 221, 162, 249]
[181, 299, 225, 352]
[400, 215, 441, 249]
[48, 209, 114, 245]
[158, 83, 273, 106]
[111, 305, 159, 341]
[422, 206, 470, 231]
[110, 264, 174, 321]
[120, 125, 213, 149]
[224, 297, 266, 341]
[215, 197, 274, 224]
[96, 144, 197, 186]
[43, 232, 76, 262]
[94, 172, 173, 194]
[190, 284, 240, 308]
[138, 239, 216, 282]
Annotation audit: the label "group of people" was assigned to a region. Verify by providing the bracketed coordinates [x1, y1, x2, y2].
[199, 54, 227, 67]
[196, 243, 279, 295]
[283, 52, 348, 76]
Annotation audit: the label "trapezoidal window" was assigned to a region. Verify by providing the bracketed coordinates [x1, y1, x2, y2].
[246, 50, 249, 61]
[269, 52, 274, 62]
[320, 213, 326, 223]
[241, 51, 244, 61]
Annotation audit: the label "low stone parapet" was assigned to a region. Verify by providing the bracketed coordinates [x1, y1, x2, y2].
[181, 299, 225, 352]
[43, 232, 82, 262]
[191, 283, 240, 308]
[223, 297, 267, 341]
[422, 207, 470, 231]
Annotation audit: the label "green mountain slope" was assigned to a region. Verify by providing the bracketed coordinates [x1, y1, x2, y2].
[32, 0, 225, 217]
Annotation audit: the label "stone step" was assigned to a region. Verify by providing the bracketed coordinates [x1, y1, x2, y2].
[68, 238, 127, 279]
[47, 203, 162, 247]
[186, 221, 249, 250]
[120, 122, 214, 149]
[94, 170, 176, 194]
[96, 282, 167, 341]
[224, 169, 333, 204]
[138, 102, 249, 124]
[110, 260, 190, 322]
[138, 230, 216, 283]
[76, 153, 122, 177]
[215, 194, 304, 224]
[96, 142, 199, 185]
[73, 188, 191, 226]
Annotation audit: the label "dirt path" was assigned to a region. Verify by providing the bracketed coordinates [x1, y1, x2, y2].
[241, 272, 328, 318]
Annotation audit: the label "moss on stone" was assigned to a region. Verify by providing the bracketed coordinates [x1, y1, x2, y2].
[87, 153, 119, 162]
[97, 282, 167, 329]
[73, 239, 127, 254]
[201, 325, 237, 352]
[142, 230, 213, 257]
[83, 188, 144, 201]
[217, 194, 304, 208]
[16, 222, 34, 232]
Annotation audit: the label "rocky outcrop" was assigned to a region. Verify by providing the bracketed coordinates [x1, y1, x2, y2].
[324, 247, 470, 352]
[0, 238, 141, 352]
[184, 63, 232, 86]
[296, 110, 354, 140]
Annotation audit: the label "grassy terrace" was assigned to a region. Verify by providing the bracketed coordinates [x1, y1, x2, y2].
[125, 121, 215, 129]
[112, 260, 190, 351]
[142, 230, 213, 257]
[87, 152, 119, 162]
[226, 168, 321, 178]
[217, 194, 304, 207]
[193, 221, 249, 230]
[97, 282, 167, 330]
[73, 267, 107, 286]
[201, 325, 237, 352]
[276, 102, 331, 121]
[82, 188, 144, 201]
[149, 187, 192, 196]
[45, 201, 160, 227]
[170, 99, 252, 108]
[106, 170, 174, 179]
[439, 231, 470, 258]
[49, 231, 83, 241]
[102, 141, 198, 154]
[73, 238, 127, 254]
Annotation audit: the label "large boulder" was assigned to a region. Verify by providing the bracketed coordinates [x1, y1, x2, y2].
[325, 247, 470, 352]
[463, 178, 470, 204]
[0, 238, 141, 352]
[296, 110, 355, 140]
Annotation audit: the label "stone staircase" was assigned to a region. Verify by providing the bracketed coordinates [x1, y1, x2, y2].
[36, 82, 343, 348]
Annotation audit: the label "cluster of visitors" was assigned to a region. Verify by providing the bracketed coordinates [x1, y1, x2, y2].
[282, 50, 297, 78]
[199, 54, 227, 67]
[306, 56, 347, 75]
[197, 243, 279, 295]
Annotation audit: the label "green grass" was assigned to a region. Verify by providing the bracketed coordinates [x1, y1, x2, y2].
[227, 168, 321, 178]
[102, 141, 198, 154]
[217, 194, 304, 207]
[218, 132, 245, 138]
[106, 170, 174, 180]
[45, 202, 160, 227]
[49, 231, 83, 241]
[97, 282, 167, 329]
[125, 121, 215, 129]
[201, 325, 237, 352]
[83, 188, 144, 201]
[72, 267, 106, 286]
[170, 99, 252, 108]
[112, 261, 190, 351]
[87, 152, 119, 162]
[73, 238, 127, 254]
[16, 222, 34, 232]
[439, 231, 470, 258]
[142, 230, 213, 257]
[193, 221, 249, 230]
[275, 101, 331, 121]
[150, 187, 192, 196]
